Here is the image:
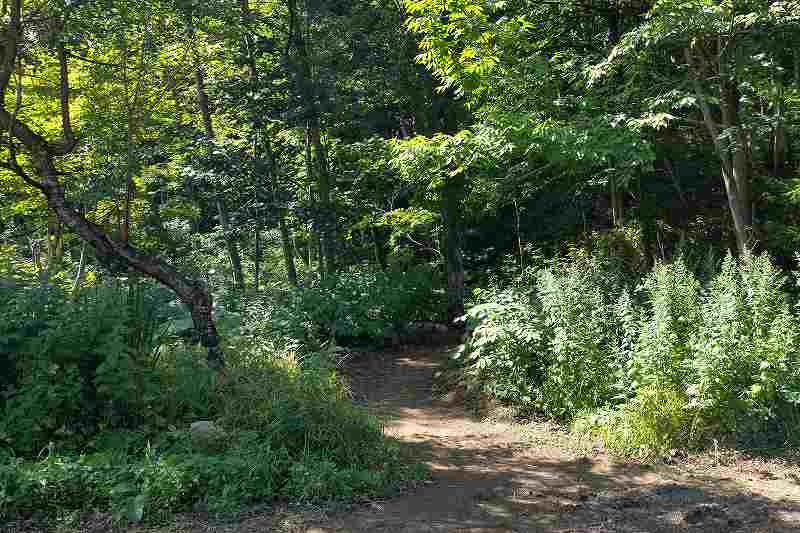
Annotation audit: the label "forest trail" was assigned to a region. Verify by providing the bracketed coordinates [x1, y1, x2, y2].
[140, 346, 800, 533]
[277, 346, 800, 533]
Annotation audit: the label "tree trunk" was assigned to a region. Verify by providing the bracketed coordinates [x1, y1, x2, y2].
[609, 173, 624, 228]
[254, 221, 262, 290]
[304, 126, 325, 277]
[11, 144, 226, 371]
[513, 199, 523, 271]
[263, 135, 298, 286]
[72, 241, 87, 299]
[0, 2, 225, 370]
[217, 198, 245, 291]
[685, 47, 752, 254]
[122, 112, 135, 243]
[46, 211, 64, 277]
[278, 217, 298, 286]
[287, 0, 335, 276]
[372, 226, 387, 271]
[720, 73, 752, 253]
[441, 177, 465, 322]
[316, 233, 325, 278]
[773, 70, 787, 177]
[607, 9, 624, 229]
[308, 124, 336, 275]
[194, 66, 215, 139]
[194, 62, 246, 289]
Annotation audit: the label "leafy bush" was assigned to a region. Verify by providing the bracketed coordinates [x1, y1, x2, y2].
[458, 252, 634, 418]
[0, 279, 421, 525]
[574, 384, 695, 461]
[1, 353, 418, 525]
[631, 259, 701, 390]
[458, 251, 800, 458]
[687, 253, 800, 439]
[456, 287, 546, 408]
[535, 254, 631, 417]
[0, 284, 172, 455]
[255, 266, 443, 348]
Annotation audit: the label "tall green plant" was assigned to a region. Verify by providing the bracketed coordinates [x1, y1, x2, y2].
[536, 255, 627, 418]
[632, 259, 701, 390]
[689, 253, 800, 436]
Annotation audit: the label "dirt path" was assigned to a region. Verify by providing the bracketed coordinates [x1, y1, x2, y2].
[291, 346, 800, 533]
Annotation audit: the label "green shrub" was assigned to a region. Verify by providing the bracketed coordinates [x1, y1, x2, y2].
[458, 251, 632, 418]
[536, 254, 629, 417]
[0, 283, 179, 456]
[457, 288, 547, 407]
[260, 266, 443, 348]
[0, 345, 416, 525]
[574, 385, 696, 461]
[459, 251, 800, 457]
[632, 259, 701, 390]
[688, 253, 800, 439]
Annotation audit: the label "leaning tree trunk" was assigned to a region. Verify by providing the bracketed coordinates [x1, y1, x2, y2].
[720, 71, 753, 253]
[685, 46, 752, 254]
[0, 3, 224, 371]
[8, 138, 226, 371]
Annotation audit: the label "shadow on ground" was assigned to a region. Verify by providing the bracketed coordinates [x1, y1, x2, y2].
[21, 346, 795, 533]
[312, 346, 800, 533]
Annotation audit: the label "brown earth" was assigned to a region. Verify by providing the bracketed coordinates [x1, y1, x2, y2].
[290, 346, 800, 533]
[12, 345, 800, 533]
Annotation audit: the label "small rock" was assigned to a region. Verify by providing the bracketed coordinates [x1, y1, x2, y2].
[684, 503, 727, 524]
[190, 420, 225, 436]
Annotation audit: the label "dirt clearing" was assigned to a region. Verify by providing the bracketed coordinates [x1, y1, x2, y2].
[296, 346, 800, 532]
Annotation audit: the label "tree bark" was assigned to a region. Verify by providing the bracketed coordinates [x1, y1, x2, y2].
[773, 64, 787, 177]
[287, 0, 336, 276]
[372, 226, 387, 271]
[304, 125, 326, 276]
[5, 140, 226, 370]
[216, 197, 245, 290]
[72, 242, 87, 299]
[609, 172, 624, 228]
[441, 177, 465, 322]
[193, 60, 246, 290]
[194, 66, 215, 139]
[263, 134, 298, 286]
[685, 47, 752, 254]
[0, 3, 224, 371]
[253, 221, 262, 290]
[308, 124, 336, 275]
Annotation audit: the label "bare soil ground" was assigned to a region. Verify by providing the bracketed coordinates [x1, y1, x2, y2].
[289, 345, 800, 533]
[12, 345, 800, 533]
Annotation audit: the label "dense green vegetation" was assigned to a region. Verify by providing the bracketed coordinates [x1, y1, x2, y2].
[1, 0, 799, 526]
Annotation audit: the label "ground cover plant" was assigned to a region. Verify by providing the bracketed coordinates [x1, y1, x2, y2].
[0, 282, 425, 526]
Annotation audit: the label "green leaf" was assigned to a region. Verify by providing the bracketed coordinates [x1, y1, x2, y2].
[126, 494, 146, 523]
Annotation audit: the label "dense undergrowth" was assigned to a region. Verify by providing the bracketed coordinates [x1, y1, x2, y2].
[0, 268, 435, 526]
[457, 247, 800, 460]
